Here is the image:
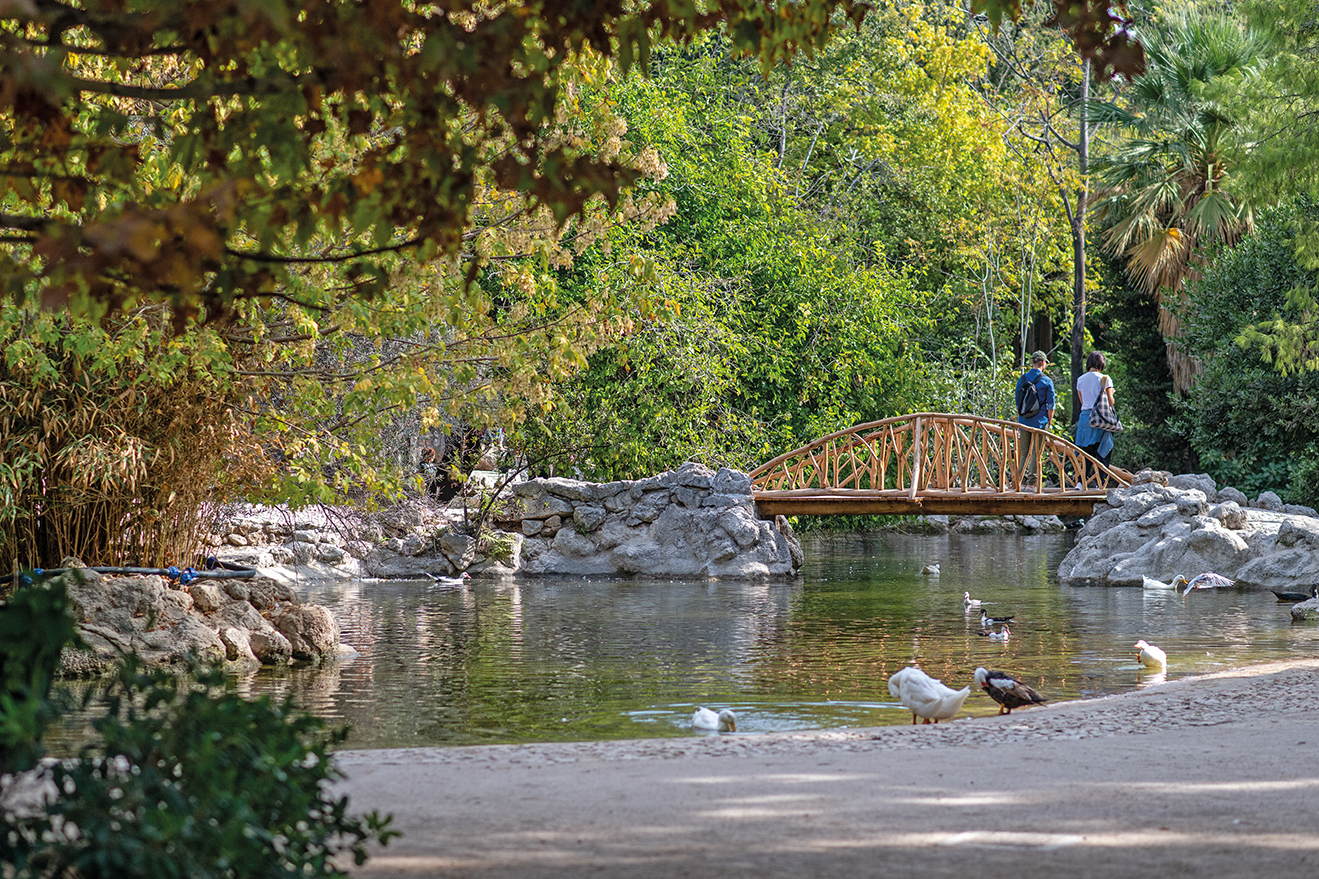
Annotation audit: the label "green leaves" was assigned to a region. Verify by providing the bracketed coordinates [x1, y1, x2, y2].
[2, 647, 397, 879]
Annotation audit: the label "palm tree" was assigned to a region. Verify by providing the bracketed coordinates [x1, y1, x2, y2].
[1090, 11, 1269, 393]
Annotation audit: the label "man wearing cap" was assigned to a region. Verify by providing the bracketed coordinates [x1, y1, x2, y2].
[1015, 350, 1056, 487]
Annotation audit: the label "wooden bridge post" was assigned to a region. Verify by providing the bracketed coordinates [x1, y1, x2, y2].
[908, 416, 922, 502]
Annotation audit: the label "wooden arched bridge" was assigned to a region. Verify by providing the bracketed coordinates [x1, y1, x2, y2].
[749, 413, 1131, 517]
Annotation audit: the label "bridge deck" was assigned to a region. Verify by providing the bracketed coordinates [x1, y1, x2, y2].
[754, 487, 1110, 517]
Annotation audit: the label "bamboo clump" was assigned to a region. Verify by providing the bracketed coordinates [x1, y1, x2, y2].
[0, 321, 272, 570]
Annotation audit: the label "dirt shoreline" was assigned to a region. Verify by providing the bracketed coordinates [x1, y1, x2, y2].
[336, 658, 1319, 878]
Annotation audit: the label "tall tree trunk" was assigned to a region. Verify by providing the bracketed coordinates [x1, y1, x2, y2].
[1069, 58, 1090, 427]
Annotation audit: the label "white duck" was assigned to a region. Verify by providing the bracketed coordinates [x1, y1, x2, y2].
[692, 707, 737, 732]
[1142, 574, 1187, 591]
[921, 564, 940, 576]
[963, 591, 983, 608]
[429, 571, 472, 586]
[1134, 639, 1167, 668]
[887, 666, 970, 724]
[976, 624, 1011, 642]
[1181, 572, 1235, 595]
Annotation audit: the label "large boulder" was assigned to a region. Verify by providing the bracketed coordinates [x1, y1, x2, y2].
[271, 605, 340, 660]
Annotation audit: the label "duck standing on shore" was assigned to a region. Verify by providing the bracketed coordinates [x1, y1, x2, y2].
[887, 666, 970, 724]
[974, 667, 1048, 715]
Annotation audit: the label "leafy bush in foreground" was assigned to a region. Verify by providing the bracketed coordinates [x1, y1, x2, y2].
[1, 578, 395, 878]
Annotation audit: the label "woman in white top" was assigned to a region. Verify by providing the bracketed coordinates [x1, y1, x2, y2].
[1073, 351, 1116, 481]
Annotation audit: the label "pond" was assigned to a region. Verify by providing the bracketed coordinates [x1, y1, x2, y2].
[225, 531, 1319, 749]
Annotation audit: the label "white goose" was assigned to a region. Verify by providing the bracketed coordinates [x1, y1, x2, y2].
[887, 666, 970, 724]
[1134, 639, 1167, 668]
[921, 564, 940, 576]
[692, 707, 737, 732]
[963, 591, 984, 609]
[1142, 574, 1187, 591]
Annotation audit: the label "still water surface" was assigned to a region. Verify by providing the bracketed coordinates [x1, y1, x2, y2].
[237, 532, 1318, 749]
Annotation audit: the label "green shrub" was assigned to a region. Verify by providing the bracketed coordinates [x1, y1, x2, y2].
[1, 578, 396, 878]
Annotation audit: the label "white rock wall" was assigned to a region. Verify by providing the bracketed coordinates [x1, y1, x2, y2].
[510, 462, 802, 579]
[1059, 470, 1319, 588]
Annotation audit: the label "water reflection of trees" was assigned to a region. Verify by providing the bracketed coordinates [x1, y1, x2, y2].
[260, 535, 1312, 747]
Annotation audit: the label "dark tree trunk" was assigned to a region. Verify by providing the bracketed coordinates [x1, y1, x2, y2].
[1069, 58, 1091, 427]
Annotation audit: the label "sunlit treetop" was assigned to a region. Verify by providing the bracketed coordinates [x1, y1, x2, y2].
[0, 0, 1141, 323]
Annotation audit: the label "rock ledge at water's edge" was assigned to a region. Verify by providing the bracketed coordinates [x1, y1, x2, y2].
[1057, 469, 1319, 592]
[50, 560, 346, 676]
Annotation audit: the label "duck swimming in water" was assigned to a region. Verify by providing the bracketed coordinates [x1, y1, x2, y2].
[1270, 585, 1318, 603]
[1134, 639, 1167, 668]
[692, 707, 737, 732]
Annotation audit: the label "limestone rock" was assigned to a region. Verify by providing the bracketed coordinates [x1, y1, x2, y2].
[1290, 598, 1319, 621]
[1276, 517, 1319, 550]
[1256, 490, 1285, 512]
[1284, 503, 1318, 518]
[1132, 469, 1170, 486]
[271, 605, 340, 660]
[540, 477, 596, 502]
[673, 487, 706, 508]
[525, 494, 575, 518]
[315, 544, 346, 564]
[1208, 501, 1247, 530]
[1168, 473, 1217, 497]
[1216, 486, 1248, 506]
[713, 468, 753, 495]
[667, 461, 716, 489]
[1174, 490, 1209, 517]
[1136, 504, 1178, 529]
[219, 627, 260, 664]
[247, 622, 294, 664]
[573, 503, 607, 532]
[440, 534, 478, 569]
[190, 582, 226, 614]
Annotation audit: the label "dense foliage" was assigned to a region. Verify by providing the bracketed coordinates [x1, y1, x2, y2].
[1174, 203, 1319, 502]
[7, 0, 1319, 558]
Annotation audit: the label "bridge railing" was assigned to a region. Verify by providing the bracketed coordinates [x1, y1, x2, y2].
[748, 413, 1130, 497]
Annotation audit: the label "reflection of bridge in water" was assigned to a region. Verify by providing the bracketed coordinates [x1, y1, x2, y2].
[750, 413, 1131, 517]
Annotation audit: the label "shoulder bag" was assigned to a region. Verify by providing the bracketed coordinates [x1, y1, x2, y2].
[1088, 376, 1123, 433]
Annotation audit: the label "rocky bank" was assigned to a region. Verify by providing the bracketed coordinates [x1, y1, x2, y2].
[1057, 469, 1319, 602]
[211, 462, 804, 581]
[52, 561, 344, 676]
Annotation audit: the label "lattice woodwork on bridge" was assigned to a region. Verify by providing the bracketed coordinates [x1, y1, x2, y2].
[748, 413, 1131, 517]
